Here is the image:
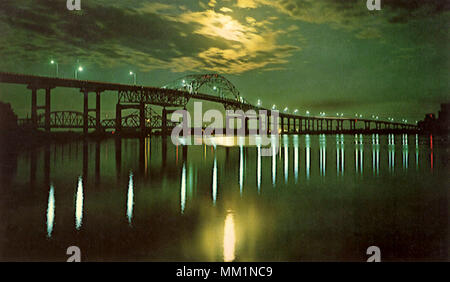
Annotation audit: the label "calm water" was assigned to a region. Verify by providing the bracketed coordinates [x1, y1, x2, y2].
[0, 134, 448, 261]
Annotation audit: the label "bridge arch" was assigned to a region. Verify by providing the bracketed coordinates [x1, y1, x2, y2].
[163, 73, 246, 103]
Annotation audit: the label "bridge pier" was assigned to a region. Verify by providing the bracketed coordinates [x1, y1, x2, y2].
[336, 120, 343, 131]
[318, 119, 323, 131]
[162, 107, 167, 136]
[349, 120, 355, 131]
[43, 88, 52, 132]
[83, 89, 88, 135]
[140, 102, 146, 136]
[31, 88, 37, 128]
[116, 104, 122, 133]
[96, 91, 101, 131]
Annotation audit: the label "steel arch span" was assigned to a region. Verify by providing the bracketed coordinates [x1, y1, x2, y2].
[163, 73, 247, 103]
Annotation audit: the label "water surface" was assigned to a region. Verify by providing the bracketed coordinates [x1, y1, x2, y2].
[0, 134, 447, 261]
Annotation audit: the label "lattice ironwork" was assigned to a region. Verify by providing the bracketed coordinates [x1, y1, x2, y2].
[117, 88, 190, 107]
[36, 111, 96, 128]
[101, 106, 176, 129]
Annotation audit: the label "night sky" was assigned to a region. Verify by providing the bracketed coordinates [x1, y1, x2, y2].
[0, 0, 448, 122]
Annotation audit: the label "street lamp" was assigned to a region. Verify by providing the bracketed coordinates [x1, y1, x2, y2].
[284, 107, 288, 113]
[257, 99, 261, 106]
[293, 109, 298, 114]
[272, 105, 277, 110]
[75, 66, 83, 79]
[306, 110, 310, 115]
[50, 60, 59, 77]
[129, 71, 136, 85]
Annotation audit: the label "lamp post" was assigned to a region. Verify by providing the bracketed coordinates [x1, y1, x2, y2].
[75, 66, 83, 79]
[129, 71, 136, 85]
[50, 60, 59, 77]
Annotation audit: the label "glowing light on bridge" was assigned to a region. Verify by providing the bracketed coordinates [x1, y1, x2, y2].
[50, 60, 59, 77]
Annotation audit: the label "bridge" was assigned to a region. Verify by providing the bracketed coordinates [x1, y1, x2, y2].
[0, 71, 418, 135]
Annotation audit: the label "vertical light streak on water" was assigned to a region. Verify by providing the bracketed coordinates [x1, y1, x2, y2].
[257, 145, 261, 194]
[355, 143, 359, 173]
[402, 134, 409, 170]
[336, 135, 340, 176]
[359, 134, 363, 175]
[223, 211, 236, 262]
[389, 134, 395, 173]
[284, 144, 288, 183]
[239, 146, 244, 197]
[319, 134, 326, 177]
[305, 135, 310, 180]
[46, 184, 55, 237]
[415, 134, 419, 170]
[127, 171, 134, 225]
[341, 134, 344, 176]
[212, 157, 217, 206]
[75, 176, 84, 230]
[145, 138, 150, 177]
[272, 143, 276, 186]
[188, 165, 194, 199]
[294, 135, 299, 184]
[181, 163, 186, 215]
[372, 134, 376, 176]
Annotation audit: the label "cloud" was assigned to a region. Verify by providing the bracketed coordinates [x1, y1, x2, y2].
[0, 0, 302, 74]
[167, 9, 300, 73]
[235, 0, 259, 9]
[231, 0, 450, 39]
[219, 7, 233, 13]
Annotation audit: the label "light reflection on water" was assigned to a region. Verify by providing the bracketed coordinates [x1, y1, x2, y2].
[223, 211, 236, 262]
[46, 184, 55, 237]
[0, 134, 447, 261]
[75, 176, 83, 230]
[127, 171, 134, 225]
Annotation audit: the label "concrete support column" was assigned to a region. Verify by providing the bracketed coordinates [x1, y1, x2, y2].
[31, 88, 37, 128]
[115, 104, 122, 133]
[162, 107, 167, 136]
[83, 89, 89, 135]
[96, 91, 101, 131]
[45, 88, 51, 132]
[140, 102, 146, 135]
